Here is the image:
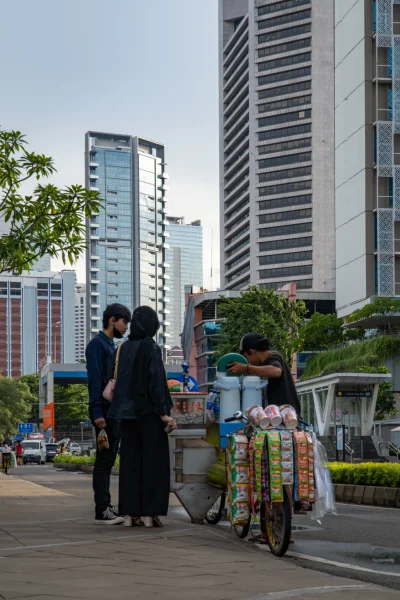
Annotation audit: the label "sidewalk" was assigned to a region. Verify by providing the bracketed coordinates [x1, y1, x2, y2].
[0, 469, 398, 600]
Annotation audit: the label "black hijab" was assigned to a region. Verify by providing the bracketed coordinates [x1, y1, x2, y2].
[129, 306, 160, 341]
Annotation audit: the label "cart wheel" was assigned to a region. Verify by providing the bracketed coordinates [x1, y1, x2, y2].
[205, 492, 226, 525]
[234, 517, 251, 539]
[262, 488, 291, 557]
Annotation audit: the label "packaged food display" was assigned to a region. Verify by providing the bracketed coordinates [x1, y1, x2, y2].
[228, 434, 249, 466]
[231, 484, 249, 503]
[293, 431, 309, 501]
[267, 430, 283, 502]
[229, 465, 250, 484]
[246, 405, 270, 429]
[264, 405, 282, 426]
[280, 404, 298, 429]
[229, 502, 250, 524]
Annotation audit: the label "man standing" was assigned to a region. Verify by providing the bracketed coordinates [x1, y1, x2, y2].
[227, 333, 301, 415]
[86, 303, 131, 524]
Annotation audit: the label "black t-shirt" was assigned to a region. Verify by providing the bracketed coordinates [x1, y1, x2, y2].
[261, 351, 301, 415]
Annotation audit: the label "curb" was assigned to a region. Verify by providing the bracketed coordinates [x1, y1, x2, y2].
[334, 483, 400, 507]
[54, 463, 119, 476]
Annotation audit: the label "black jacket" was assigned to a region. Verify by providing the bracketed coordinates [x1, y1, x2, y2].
[107, 338, 173, 420]
[86, 332, 116, 421]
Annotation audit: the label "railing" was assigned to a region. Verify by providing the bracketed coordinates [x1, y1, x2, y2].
[345, 443, 355, 463]
[379, 441, 400, 460]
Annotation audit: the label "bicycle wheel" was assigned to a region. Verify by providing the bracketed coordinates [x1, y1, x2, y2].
[234, 517, 251, 539]
[262, 488, 291, 557]
[205, 492, 226, 525]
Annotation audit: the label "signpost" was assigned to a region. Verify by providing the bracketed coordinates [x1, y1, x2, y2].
[18, 423, 34, 435]
[336, 391, 372, 398]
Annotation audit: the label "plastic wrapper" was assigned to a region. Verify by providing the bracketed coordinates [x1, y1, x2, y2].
[228, 434, 249, 466]
[231, 484, 249, 503]
[311, 435, 337, 521]
[97, 429, 109, 451]
[279, 431, 294, 485]
[230, 465, 249, 484]
[267, 430, 283, 502]
[229, 501, 249, 525]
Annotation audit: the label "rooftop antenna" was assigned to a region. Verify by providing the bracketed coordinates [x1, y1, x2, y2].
[210, 229, 213, 291]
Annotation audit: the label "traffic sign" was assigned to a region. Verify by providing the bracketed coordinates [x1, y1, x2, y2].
[14, 434, 24, 441]
[18, 423, 34, 434]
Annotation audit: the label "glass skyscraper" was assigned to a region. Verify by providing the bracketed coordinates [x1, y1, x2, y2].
[85, 132, 169, 351]
[165, 217, 203, 348]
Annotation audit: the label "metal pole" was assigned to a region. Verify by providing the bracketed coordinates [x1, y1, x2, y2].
[336, 426, 339, 462]
[80, 423, 84, 455]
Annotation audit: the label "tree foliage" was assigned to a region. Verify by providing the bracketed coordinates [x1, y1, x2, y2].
[0, 130, 102, 274]
[299, 312, 364, 352]
[346, 297, 400, 332]
[0, 377, 32, 439]
[215, 286, 306, 367]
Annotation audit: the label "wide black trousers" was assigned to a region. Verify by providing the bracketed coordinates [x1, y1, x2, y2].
[119, 414, 170, 517]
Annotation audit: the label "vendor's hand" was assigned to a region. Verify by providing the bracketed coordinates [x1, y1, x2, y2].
[94, 417, 106, 430]
[160, 415, 177, 430]
[227, 362, 248, 375]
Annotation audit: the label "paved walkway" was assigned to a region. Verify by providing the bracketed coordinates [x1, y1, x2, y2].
[0, 469, 399, 600]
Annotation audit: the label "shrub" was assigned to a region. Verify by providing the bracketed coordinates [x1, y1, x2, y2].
[330, 462, 400, 488]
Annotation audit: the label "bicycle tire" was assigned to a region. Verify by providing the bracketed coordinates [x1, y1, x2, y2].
[234, 517, 251, 539]
[205, 492, 226, 525]
[262, 488, 291, 557]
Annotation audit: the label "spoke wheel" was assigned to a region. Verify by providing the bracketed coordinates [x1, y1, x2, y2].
[205, 492, 226, 525]
[234, 517, 251, 539]
[262, 489, 291, 557]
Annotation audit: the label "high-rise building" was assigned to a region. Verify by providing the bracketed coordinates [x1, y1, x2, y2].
[75, 284, 86, 361]
[0, 270, 76, 377]
[219, 0, 335, 293]
[335, 0, 400, 318]
[33, 255, 51, 273]
[165, 217, 203, 347]
[85, 132, 169, 352]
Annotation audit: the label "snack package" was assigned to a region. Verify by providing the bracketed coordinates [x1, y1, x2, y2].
[248, 437, 257, 513]
[230, 465, 250, 484]
[230, 502, 249, 525]
[97, 428, 109, 450]
[231, 484, 249, 503]
[228, 434, 249, 466]
[267, 430, 283, 502]
[253, 433, 267, 502]
[279, 431, 294, 485]
[293, 431, 308, 501]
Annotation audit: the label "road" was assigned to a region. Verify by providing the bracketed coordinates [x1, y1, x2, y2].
[8, 464, 400, 592]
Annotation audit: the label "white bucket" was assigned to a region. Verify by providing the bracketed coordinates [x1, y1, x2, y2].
[213, 376, 241, 423]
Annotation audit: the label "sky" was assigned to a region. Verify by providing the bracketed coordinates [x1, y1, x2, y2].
[0, 0, 220, 289]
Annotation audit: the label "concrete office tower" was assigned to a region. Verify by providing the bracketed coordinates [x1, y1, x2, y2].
[335, 0, 400, 317]
[75, 284, 86, 361]
[219, 0, 335, 292]
[85, 132, 169, 352]
[165, 217, 203, 348]
[0, 270, 76, 376]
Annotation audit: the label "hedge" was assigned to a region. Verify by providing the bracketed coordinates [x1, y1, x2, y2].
[330, 462, 400, 488]
[54, 454, 120, 468]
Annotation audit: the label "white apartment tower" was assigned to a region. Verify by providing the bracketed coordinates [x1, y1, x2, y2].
[75, 284, 86, 361]
[335, 0, 400, 317]
[219, 0, 335, 293]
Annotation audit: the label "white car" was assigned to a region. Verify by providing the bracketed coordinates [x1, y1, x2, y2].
[22, 440, 46, 465]
[68, 442, 82, 456]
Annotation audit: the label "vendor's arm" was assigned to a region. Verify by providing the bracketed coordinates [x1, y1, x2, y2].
[227, 361, 282, 378]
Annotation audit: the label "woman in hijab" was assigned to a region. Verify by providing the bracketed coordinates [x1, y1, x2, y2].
[107, 306, 176, 527]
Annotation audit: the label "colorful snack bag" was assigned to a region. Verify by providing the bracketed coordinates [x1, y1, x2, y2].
[230, 502, 249, 525]
[230, 465, 250, 484]
[279, 430, 294, 485]
[293, 431, 309, 501]
[267, 430, 283, 502]
[231, 484, 249, 503]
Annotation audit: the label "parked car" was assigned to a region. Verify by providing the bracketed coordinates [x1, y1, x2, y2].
[21, 440, 46, 465]
[45, 443, 59, 462]
[68, 442, 82, 456]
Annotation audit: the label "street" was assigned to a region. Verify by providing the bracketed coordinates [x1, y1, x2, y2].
[0, 465, 398, 600]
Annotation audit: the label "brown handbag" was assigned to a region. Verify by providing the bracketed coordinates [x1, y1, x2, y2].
[102, 342, 124, 402]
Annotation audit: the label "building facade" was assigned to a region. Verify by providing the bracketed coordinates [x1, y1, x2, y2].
[335, 0, 400, 318]
[165, 217, 203, 347]
[0, 270, 76, 377]
[85, 132, 169, 351]
[75, 284, 86, 362]
[219, 0, 335, 293]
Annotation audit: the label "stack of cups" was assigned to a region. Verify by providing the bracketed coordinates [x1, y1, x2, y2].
[264, 405, 282, 427]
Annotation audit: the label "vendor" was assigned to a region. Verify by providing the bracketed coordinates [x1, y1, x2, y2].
[227, 333, 301, 416]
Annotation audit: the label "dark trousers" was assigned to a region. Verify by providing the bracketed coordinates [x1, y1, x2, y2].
[93, 418, 120, 516]
[119, 414, 170, 517]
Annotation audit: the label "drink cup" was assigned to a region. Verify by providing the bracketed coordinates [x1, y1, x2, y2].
[264, 405, 282, 427]
[246, 405, 270, 429]
[280, 404, 298, 429]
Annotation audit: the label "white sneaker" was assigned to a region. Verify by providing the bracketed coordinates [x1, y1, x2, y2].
[95, 507, 124, 525]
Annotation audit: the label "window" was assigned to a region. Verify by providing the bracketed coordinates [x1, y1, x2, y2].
[258, 66, 311, 87]
[51, 283, 61, 290]
[259, 236, 312, 251]
[259, 222, 312, 237]
[225, 184, 249, 208]
[226, 235, 250, 258]
[259, 110, 311, 129]
[259, 152, 311, 169]
[258, 0, 310, 16]
[259, 194, 312, 210]
[259, 250, 312, 265]
[259, 264, 312, 279]
[226, 211, 249, 233]
[259, 95, 311, 115]
[259, 180, 312, 196]
[258, 80, 311, 101]
[227, 250, 251, 271]
[258, 23, 311, 45]
[259, 166, 312, 183]
[259, 137, 311, 156]
[259, 123, 311, 142]
[226, 197, 250, 222]
[258, 37, 311, 59]
[228, 276, 250, 290]
[227, 263, 251, 283]
[261, 278, 312, 290]
[258, 10, 311, 31]
[258, 52, 311, 73]
[227, 223, 250, 246]
[259, 208, 311, 223]
[0, 282, 7, 296]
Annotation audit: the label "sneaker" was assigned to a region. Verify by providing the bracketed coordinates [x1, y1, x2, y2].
[109, 504, 119, 516]
[95, 507, 124, 525]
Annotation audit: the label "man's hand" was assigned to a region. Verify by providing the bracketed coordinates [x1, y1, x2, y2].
[94, 417, 106, 429]
[227, 362, 248, 375]
[160, 415, 177, 431]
